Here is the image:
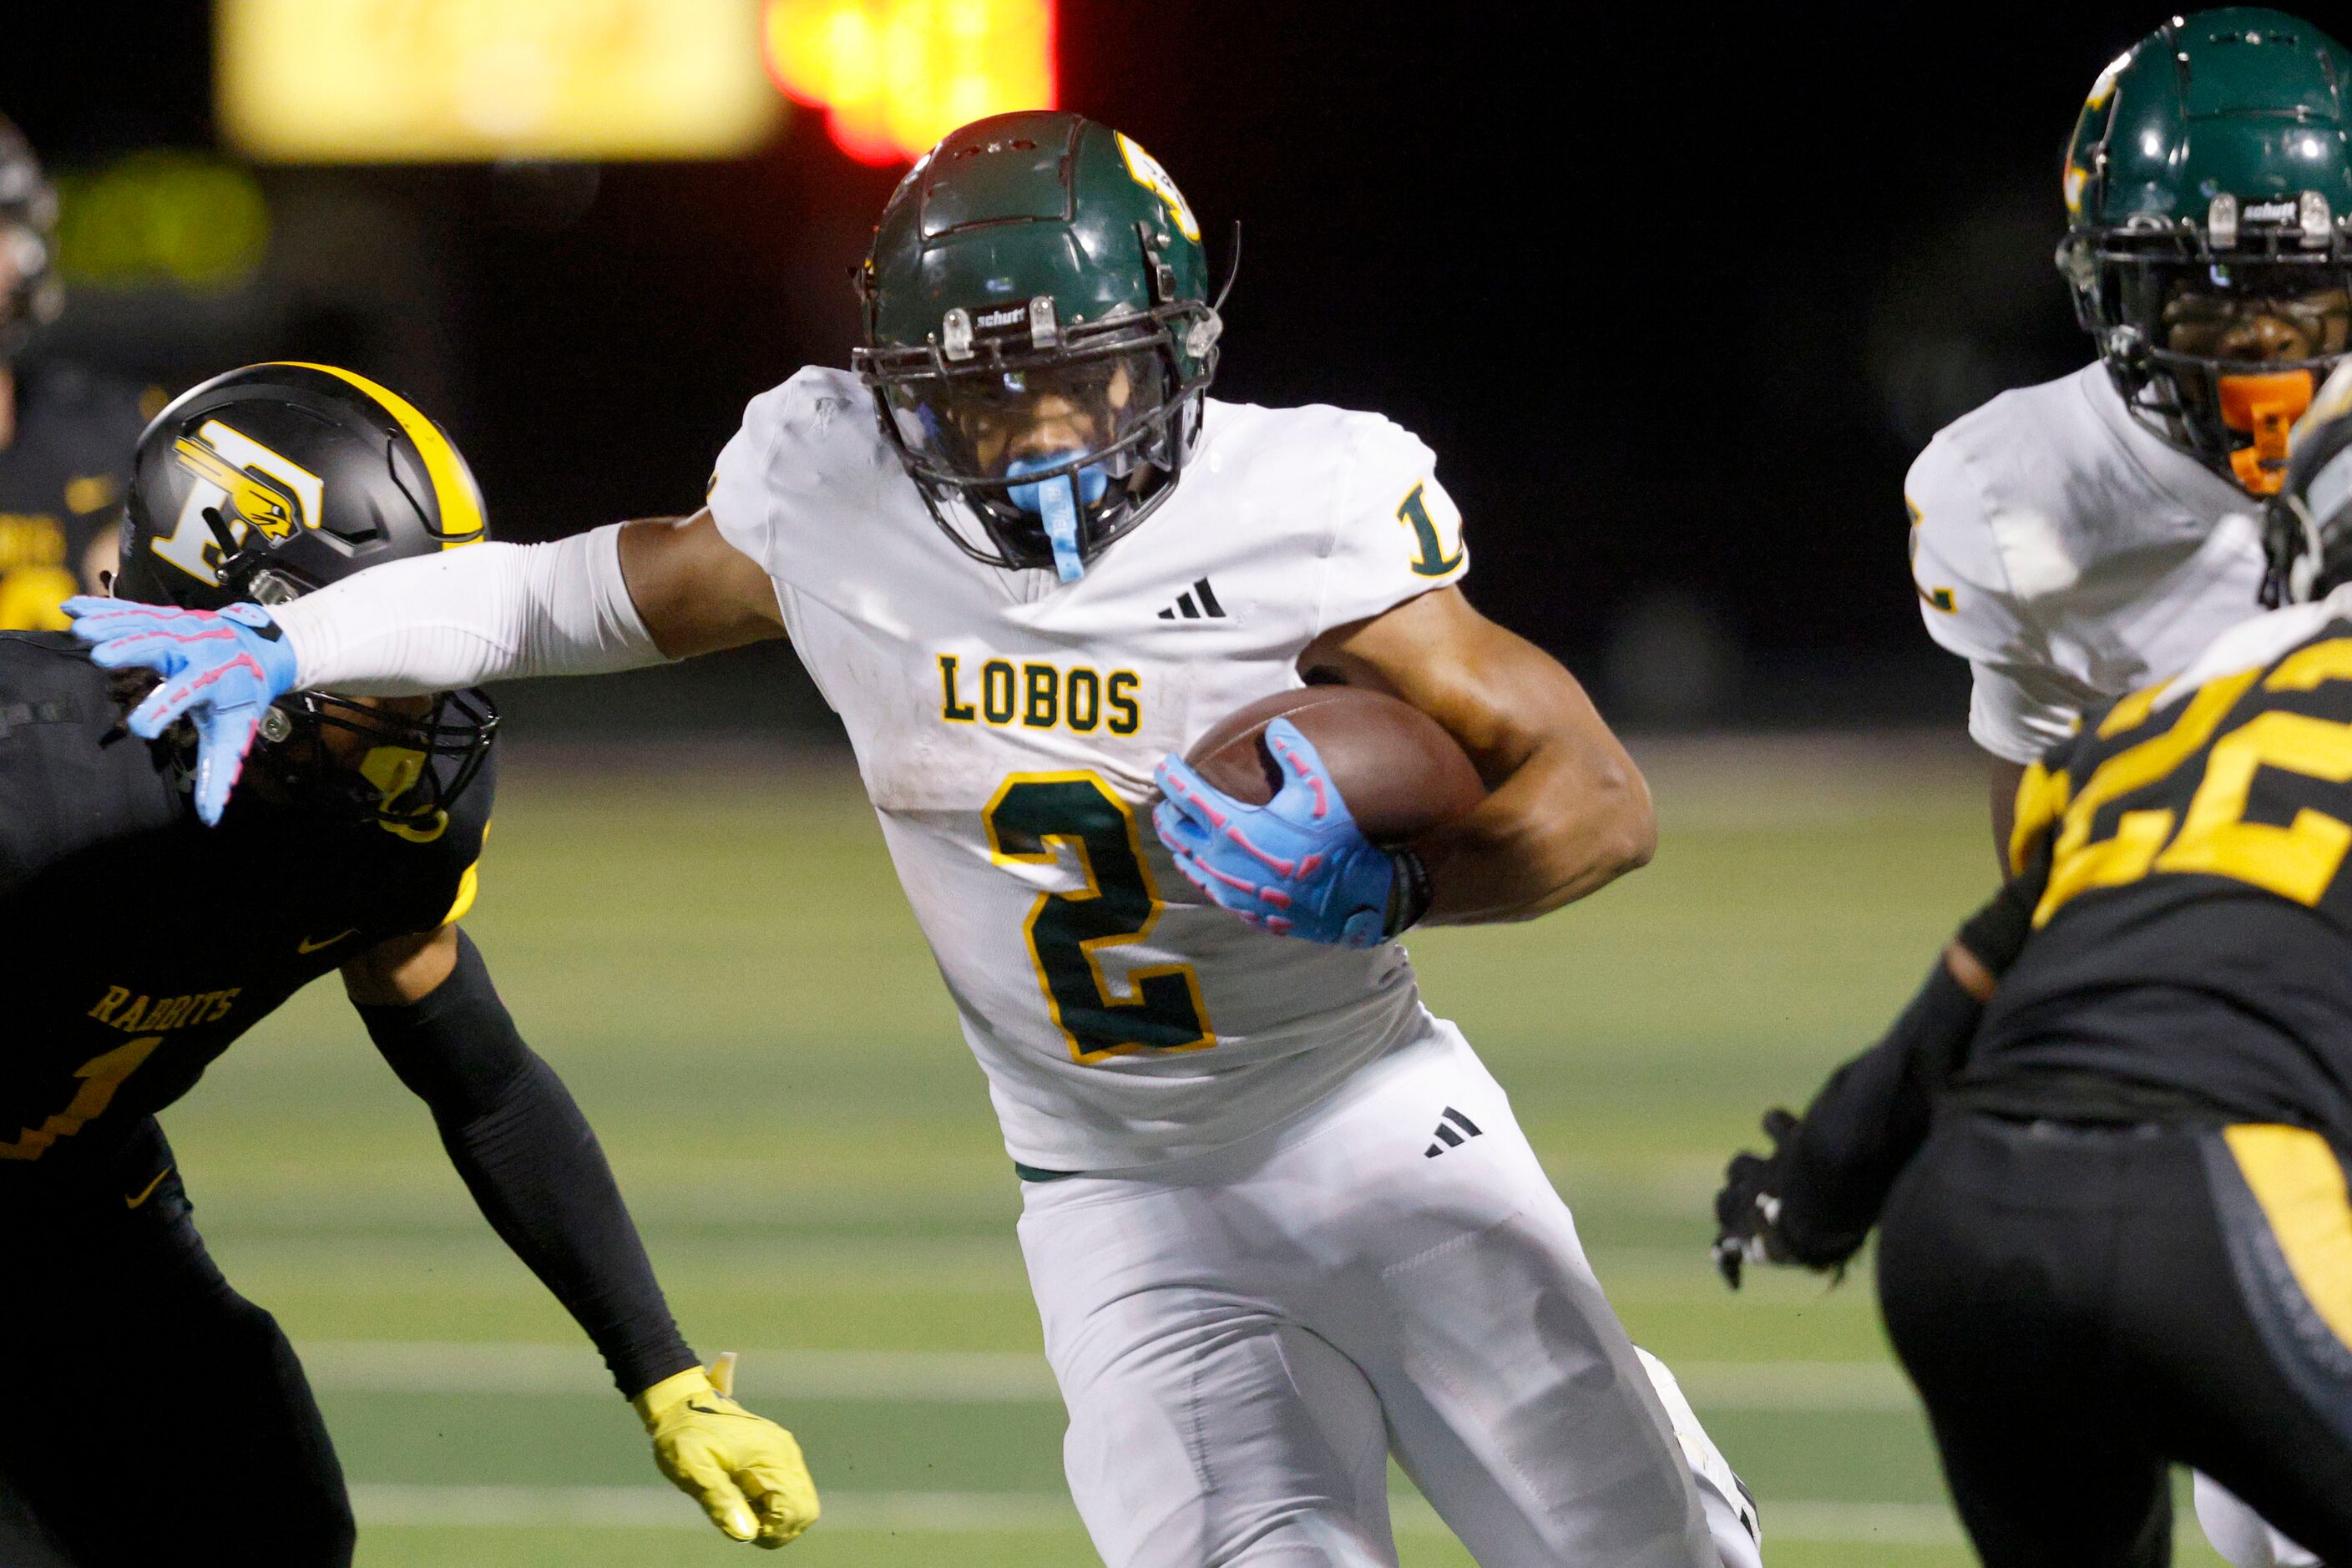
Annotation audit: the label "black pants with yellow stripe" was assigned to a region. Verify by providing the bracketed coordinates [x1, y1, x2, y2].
[1878, 1110, 2352, 1566]
[0, 1122, 353, 1567]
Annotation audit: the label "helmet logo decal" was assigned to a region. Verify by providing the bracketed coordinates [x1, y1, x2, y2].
[152, 418, 325, 584]
[1115, 132, 1200, 243]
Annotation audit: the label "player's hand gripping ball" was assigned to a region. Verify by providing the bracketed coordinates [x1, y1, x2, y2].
[1154, 717, 1408, 947]
[64, 596, 296, 826]
[636, 1353, 819, 1548]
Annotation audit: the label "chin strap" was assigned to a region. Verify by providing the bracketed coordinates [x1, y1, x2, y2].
[1005, 454, 1108, 583]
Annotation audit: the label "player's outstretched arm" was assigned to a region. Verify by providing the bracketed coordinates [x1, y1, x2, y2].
[66, 510, 784, 823]
[613, 510, 790, 658]
[1302, 586, 1656, 924]
[342, 924, 817, 1547]
[1711, 873, 2028, 1287]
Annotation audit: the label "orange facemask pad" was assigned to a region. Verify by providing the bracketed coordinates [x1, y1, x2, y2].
[2219, 370, 2315, 494]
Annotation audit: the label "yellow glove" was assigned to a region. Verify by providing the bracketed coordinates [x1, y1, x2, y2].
[634, 1352, 818, 1548]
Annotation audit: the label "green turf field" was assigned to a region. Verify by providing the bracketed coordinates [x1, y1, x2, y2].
[159, 733, 2238, 1566]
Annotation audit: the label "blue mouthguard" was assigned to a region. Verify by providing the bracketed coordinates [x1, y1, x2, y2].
[1004, 454, 1108, 584]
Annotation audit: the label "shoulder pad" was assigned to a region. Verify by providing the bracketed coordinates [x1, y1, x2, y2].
[708, 367, 883, 576]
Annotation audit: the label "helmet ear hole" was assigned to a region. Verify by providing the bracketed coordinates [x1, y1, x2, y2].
[1136, 221, 1178, 304]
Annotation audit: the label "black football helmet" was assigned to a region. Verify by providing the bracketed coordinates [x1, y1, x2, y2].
[0, 116, 61, 361]
[114, 362, 497, 831]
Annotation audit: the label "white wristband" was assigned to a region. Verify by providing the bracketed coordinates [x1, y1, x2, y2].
[272, 524, 671, 696]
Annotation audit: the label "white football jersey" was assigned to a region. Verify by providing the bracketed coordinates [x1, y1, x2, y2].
[1908, 362, 2269, 762]
[707, 367, 1472, 1169]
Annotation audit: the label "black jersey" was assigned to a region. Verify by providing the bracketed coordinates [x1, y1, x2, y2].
[0, 632, 493, 1183]
[1966, 609, 2352, 1141]
[0, 364, 152, 630]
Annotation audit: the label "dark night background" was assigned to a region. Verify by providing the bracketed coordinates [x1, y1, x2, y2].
[0, 2, 2222, 726]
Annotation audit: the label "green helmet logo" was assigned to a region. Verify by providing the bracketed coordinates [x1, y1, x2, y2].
[2056, 8, 2352, 494]
[852, 111, 1233, 581]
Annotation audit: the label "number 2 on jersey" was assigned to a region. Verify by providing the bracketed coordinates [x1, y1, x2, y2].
[985, 772, 1216, 1064]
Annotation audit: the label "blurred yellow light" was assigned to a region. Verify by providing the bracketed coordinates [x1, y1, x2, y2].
[763, 0, 1055, 165]
[219, 0, 783, 163]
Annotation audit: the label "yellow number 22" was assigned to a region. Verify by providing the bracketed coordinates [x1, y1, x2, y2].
[2039, 639, 2352, 923]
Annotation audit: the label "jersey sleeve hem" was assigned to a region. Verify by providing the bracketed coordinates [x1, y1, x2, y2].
[706, 383, 799, 579]
[1967, 660, 2080, 765]
[1308, 416, 1469, 644]
[1966, 711, 2055, 766]
[1907, 434, 2036, 668]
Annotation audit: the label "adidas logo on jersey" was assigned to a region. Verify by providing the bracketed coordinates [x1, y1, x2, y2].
[1424, 1106, 1482, 1158]
[1157, 578, 1227, 620]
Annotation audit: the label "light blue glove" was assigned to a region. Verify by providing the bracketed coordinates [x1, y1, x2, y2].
[65, 596, 297, 826]
[1152, 717, 1401, 948]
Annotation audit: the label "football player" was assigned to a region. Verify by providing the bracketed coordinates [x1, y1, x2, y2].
[68, 115, 1760, 1566]
[1904, 13, 2349, 1560]
[0, 115, 154, 629]
[1910, 8, 2351, 865]
[1716, 381, 2352, 1563]
[3, 362, 816, 1565]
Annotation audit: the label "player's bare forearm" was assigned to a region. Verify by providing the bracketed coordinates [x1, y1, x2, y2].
[1302, 587, 1655, 924]
[1410, 719, 1655, 923]
[342, 924, 459, 1004]
[1987, 754, 2026, 877]
[615, 509, 789, 657]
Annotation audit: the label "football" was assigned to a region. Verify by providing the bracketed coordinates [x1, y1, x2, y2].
[1184, 685, 1487, 843]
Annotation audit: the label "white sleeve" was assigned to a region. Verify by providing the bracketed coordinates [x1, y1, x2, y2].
[1907, 435, 2025, 663]
[1967, 660, 2085, 764]
[1313, 414, 1469, 639]
[271, 524, 670, 697]
[1906, 436, 2075, 761]
[706, 385, 789, 577]
[705, 377, 826, 650]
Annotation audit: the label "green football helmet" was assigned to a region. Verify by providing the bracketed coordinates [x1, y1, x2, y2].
[2057, 8, 2352, 494]
[852, 110, 1232, 580]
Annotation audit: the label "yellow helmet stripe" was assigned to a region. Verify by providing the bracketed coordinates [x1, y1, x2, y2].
[274, 362, 485, 548]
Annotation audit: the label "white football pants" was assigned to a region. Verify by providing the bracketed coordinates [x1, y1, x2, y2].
[2195, 1474, 2321, 1568]
[1016, 1021, 1738, 1567]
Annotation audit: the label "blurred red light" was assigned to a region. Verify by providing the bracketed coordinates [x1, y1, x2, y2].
[763, 0, 1055, 165]
[827, 104, 907, 166]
